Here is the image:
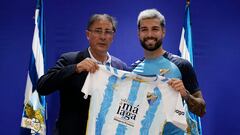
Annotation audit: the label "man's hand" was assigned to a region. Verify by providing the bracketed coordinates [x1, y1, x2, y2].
[167, 78, 188, 97]
[75, 58, 99, 73]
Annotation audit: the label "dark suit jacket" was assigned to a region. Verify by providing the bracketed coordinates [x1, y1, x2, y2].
[37, 49, 129, 135]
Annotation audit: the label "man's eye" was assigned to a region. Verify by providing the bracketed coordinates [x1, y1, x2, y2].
[152, 28, 160, 32]
[105, 31, 113, 34]
[95, 30, 102, 34]
[140, 29, 148, 32]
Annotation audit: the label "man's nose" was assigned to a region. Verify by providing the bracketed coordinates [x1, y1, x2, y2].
[99, 32, 107, 39]
[146, 30, 155, 37]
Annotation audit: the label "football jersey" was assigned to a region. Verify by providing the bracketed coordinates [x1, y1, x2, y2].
[132, 52, 200, 135]
[132, 51, 200, 94]
[81, 65, 187, 135]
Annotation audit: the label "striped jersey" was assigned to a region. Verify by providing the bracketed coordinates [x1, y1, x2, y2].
[132, 52, 200, 135]
[81, 65, 187, 135]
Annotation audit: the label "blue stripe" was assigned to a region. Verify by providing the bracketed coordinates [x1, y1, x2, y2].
[95, 75, 118, 135]
[127, 80, 140, 104]
[106, 65, 111, 71]
[20, 0, 47, 134]
[140, 87, 161, 135]
[116, 124, 127, 135]
[39, 0, 47, 123]
[116, 80, 141, 135]
[113, 67, 118, 74]
[184, 6, 193, 65]
[36, 0, 46, 69]
[40, 0, 47, 71]
[39, 96, 46, 109]
[183, 4, 202, 135]
[29, 53, 39, 92]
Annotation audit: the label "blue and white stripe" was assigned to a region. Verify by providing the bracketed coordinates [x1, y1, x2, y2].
[116, 80, 141, 135]
[179, 4, 193, 65]
[20, 0, 46, 134]
[179, 2, 202, 135]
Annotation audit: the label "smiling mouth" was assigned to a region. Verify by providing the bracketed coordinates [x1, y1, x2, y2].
[145, 39, 156, 44]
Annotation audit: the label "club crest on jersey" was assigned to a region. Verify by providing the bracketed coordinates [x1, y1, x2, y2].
[147, 92, 158, 105]
[114, 98, 139, 127]
[160, 69, 170, 76]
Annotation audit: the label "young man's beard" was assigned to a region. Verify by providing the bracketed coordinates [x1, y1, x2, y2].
[140, 37, 162, 51]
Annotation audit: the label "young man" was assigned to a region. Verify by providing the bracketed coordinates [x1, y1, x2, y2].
[132, 9, 206, 134]
[37, 14, 128, 135]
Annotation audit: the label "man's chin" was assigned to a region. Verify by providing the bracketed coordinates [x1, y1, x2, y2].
[145, 48, 157, 51]
[97, 46, 109, 52]
[144, 44, 155, 49]
[141, 39, 162, 51]
[141, 44, 161, 51]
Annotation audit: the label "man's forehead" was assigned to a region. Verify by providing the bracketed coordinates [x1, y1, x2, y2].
[140, 18, 161, 27]
[90, 20, 113, 29]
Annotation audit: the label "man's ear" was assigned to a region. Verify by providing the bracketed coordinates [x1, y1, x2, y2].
[86, 30, 90, 40]
[137, 29, 140, 38]
[162, 28, 166, 37]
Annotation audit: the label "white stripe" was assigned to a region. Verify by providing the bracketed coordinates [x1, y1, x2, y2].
[179, 28, 190, 62]
[24, 72, 33, 104]
[32, 9, 44, 77]
[31, 91, 42, 110]
[21, 8, 46, 135]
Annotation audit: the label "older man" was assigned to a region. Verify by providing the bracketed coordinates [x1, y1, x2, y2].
[37, 14, 128, 135]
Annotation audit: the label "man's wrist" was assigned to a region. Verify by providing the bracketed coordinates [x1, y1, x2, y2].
[75, 64, 82, 73]
[183, 90, 190, 101]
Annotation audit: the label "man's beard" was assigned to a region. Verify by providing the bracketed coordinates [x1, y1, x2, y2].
[140, 37, 162, 51]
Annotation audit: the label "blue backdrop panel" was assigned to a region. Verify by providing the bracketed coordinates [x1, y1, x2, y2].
[0, 0, 240, 135]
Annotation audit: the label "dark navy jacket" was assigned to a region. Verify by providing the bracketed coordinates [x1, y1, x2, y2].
[37, 49, 129, 135]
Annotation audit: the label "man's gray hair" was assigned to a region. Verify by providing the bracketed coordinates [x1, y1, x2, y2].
[137, 9, 166, 29]
[87, 14, 117, 32]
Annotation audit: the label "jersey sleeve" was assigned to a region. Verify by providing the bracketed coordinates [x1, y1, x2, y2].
[170, 93, 188, 131]
[81, 72, 95, 99]
[162, 83, 187, 131]
[179, 60, 200, 94]
[81, 65, 110, 99]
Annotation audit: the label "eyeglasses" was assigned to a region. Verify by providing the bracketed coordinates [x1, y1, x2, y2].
[88, 29, 115, 37]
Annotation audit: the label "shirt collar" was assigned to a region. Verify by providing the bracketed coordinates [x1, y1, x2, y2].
[88, 47, 111, 65]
